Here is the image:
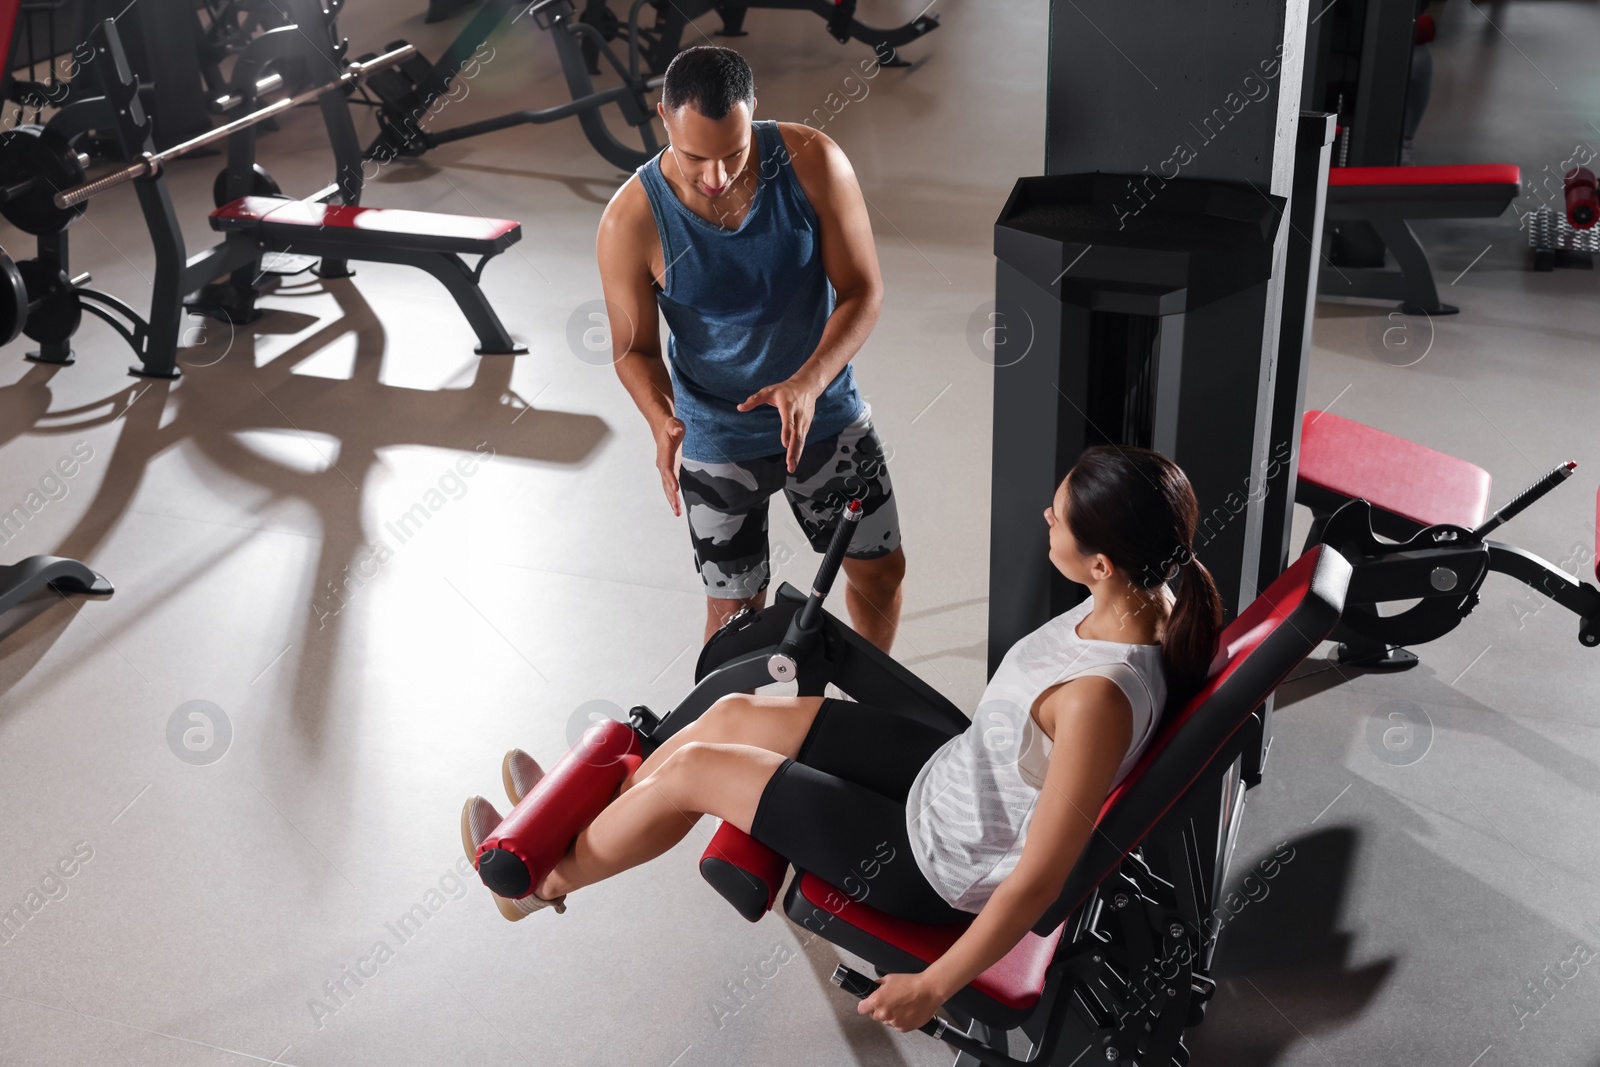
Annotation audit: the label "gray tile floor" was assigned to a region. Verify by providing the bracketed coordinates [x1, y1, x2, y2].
[0, 1, 1595, 1065]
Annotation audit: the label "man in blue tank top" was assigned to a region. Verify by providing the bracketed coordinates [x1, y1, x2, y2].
[596, 46, 906, 651]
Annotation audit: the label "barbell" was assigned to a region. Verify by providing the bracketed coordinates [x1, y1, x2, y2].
[0, 43, 416, 236]
[52, 43, 417, 211]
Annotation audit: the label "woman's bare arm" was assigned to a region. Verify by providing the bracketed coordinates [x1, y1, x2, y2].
[917, 676, 1133, 1001]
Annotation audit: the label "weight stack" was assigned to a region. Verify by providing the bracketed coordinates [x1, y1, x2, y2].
[987, 172, 1284, 673]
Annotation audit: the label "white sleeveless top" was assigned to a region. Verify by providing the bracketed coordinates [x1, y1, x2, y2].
[904, 595, 1167, 913]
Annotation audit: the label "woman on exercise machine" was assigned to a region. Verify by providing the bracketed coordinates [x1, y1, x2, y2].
[460, 445, 1223, 1034]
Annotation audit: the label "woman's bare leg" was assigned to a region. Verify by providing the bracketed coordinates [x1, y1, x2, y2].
[539, 741, 784, 898]
[617, 694, 825, 793]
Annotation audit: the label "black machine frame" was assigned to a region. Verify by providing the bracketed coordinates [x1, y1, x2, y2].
[353, 0, 939, 171]
[1302, 465, 1600, 669]
[515, 503, 1353, 1067]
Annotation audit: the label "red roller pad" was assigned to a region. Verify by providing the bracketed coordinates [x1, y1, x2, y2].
[1415, 13, 1435, 44]
[700, 822, 788, 917]
[1566, 167, 1597, 229]
[478, 720, 642, 893]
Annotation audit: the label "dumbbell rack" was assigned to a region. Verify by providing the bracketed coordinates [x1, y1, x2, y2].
[1528, 205, 1599, 271]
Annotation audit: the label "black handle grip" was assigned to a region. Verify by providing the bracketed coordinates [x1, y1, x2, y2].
[829, 965, 1021, 1066]
[1473, 461, 1575, 538]
[776, 499, 863, 660]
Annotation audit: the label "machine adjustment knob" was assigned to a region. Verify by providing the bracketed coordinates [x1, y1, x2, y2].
[1430, 567, 1458, 591]
[768, 653, 797, 682]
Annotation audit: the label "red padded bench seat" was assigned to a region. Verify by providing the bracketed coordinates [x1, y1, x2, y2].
[1325, 163, 1521, 218]
[1296, 410, 1492, 534]
[792, 871, 1064, 1013]
[211, 197, 522, 255]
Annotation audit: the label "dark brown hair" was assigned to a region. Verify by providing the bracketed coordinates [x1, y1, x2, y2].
[1064, 445, 1224, 702]
[662, 46, 755, 120]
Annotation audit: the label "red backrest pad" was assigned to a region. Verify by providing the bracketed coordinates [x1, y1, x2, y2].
[1098, 546, 1318, 816]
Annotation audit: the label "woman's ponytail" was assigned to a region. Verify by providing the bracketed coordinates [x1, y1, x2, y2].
[1162, 554, 1223, 703]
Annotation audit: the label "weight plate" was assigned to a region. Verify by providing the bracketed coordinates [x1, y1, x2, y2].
[16, 258, 82, 345]
[213, 162, 282, 209]
[0, 254, 27, 347]
[0, 125, 89, 236]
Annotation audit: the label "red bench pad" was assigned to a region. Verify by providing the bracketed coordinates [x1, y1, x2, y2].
[1328, 164, 1522, 188]
[211, 197, 521, 254]
[1299, 411, 1492, 529]
[793, 873, 1063, 1012]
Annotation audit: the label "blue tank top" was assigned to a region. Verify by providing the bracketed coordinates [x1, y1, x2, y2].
[636, 119, 864, 464]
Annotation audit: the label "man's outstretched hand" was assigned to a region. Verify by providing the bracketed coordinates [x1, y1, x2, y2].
[655, 416, 687, 516]
[738, 378, 820, 474]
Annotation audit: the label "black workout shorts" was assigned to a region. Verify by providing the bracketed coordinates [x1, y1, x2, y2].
[748, 698, 973, 926]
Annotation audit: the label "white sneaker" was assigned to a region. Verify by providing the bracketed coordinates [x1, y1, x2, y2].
[460, 795, 567, 919]
[501, 748, 546, 806]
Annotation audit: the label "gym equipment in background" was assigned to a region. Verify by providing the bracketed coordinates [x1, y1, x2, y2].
[0, 554, 112, 622]
[470, 500, 1354, 1066]
[352, 0, 938, 171]
[1303, 0, 1520, 315]
[1296, 410, 1600, 669]
[0, 13, 524, 378]
[1319, 163, 1521, 315]
[1529, 165, 1599, 271]
[987, 172, 1288, 653]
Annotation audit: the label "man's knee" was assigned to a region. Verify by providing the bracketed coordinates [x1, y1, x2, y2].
[847, 547, 906, 595]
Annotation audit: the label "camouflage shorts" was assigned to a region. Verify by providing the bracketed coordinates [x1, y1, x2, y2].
[679, 404, 901, 599]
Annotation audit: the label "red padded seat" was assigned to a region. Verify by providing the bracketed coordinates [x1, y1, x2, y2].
[1298, 411, 1492, 530]
[211, 196, 521, 255]
[792, 873, 1063, 1012]
[1328, 164, 1522, 188]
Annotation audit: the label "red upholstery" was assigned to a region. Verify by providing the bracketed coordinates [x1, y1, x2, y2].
[704, 547, 1340, 1019]
[1328, 164, 1521, 188]
[700, 821, 788, 920]
[1298, 410, 1492, 529]
[479, 720, 641, 895]
[0, 7, 18, 100]
[212, 196, 520, 240]
[793, 873, 1063, 1012]
[1101, 546, 1320, 818]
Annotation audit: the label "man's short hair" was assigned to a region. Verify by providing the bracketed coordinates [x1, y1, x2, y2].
[661, 46, 755, 120]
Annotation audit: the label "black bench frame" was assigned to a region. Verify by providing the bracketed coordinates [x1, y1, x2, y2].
[1318, 176, 1519, 316]
[8, 12, 522, 379]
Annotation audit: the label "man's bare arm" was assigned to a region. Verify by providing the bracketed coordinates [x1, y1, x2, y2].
[597, 179, 687, 514]
[781, 124, 884, 397]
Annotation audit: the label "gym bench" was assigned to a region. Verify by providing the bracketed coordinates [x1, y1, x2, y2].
[200, 197, 526, 355]
[1296, 409, 1600, 669]
[471, 503, 1353, 1066]
[1318, 163, 1521, 315]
